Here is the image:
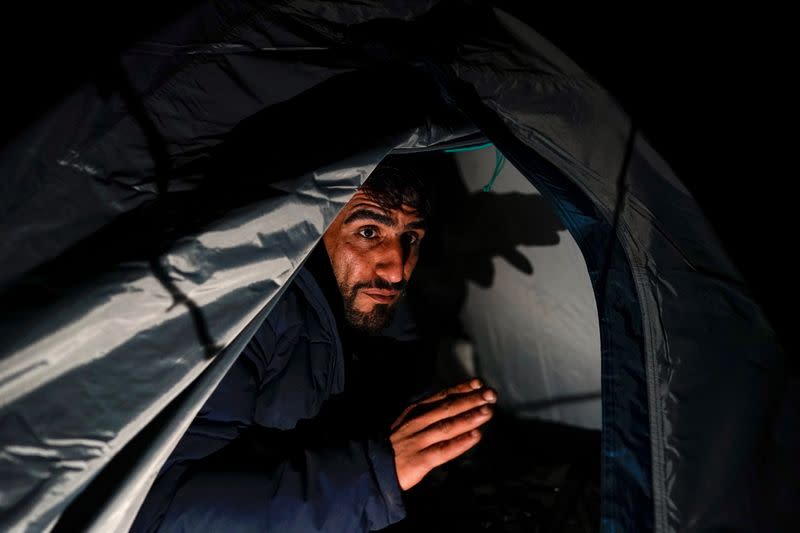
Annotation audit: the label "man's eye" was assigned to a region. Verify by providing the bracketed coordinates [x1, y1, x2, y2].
[404, 231, 423, 246]
[358, 227, 378, 239]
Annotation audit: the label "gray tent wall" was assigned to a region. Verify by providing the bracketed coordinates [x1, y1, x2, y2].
[444, 149, 602, 430]
[0, 2, 789, 532]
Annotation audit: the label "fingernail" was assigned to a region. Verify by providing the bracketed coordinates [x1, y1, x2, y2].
[470, 379, 482, 389]
[470, 429, 480, 438]
[482, 389, 497, 402]
[479, 405, 490, 415]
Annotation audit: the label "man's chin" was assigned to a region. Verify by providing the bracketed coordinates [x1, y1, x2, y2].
[344, 303, 396, 334]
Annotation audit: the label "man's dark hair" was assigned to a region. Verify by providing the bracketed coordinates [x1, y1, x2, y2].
[360, 154, 432, 221]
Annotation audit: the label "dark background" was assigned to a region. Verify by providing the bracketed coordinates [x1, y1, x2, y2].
[0, 3, 791, 355]
[522, 8, 794, 358]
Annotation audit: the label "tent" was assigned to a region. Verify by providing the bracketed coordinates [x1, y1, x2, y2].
[0, 2, 794, 531]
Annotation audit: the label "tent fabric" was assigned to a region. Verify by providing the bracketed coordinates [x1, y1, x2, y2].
[0, 1, 791, 532]
[449, 149, 602, 430]
[472, 135, 653, 531]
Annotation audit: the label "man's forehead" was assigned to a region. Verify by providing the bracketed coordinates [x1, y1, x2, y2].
[342, 192, 423, 223]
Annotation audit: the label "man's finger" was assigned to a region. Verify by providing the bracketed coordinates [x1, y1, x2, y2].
[413, 405, 493, 449]
[394, 388, 496, 438]
[420, 428, 483, 471]
[391, 379, 483, 430]
[417, 379, 483, 406]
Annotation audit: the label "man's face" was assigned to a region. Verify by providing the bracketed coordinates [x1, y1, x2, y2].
[323, 191, 426, 334]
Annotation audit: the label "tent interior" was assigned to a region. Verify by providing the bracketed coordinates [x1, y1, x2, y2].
[384, 148, 604, 532]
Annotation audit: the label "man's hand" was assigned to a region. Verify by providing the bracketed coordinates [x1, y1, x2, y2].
[390, 379, 496, 491]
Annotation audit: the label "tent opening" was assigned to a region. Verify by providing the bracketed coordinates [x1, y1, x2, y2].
[377, 148, 603, 531]
[49, 145, 607, 533]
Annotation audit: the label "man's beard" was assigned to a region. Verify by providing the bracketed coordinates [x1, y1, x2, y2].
[342, 280, 403, 334]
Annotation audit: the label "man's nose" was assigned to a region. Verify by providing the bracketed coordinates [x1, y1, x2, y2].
[374, 238, 404, 284]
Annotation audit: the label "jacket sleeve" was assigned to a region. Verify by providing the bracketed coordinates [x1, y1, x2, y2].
[132, 293, 406, 532]
[153, 430, 405, 532]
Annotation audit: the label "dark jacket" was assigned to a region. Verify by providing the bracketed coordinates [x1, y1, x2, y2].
[130, 251, 409, 532]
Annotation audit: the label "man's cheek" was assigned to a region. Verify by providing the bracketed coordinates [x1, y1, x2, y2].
[405, 258, 419, 278]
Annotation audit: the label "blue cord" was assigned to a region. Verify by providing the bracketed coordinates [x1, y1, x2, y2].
[441, 142, 505, 192]
[483, 149, 506, 192]
[443, 142, 494, 153]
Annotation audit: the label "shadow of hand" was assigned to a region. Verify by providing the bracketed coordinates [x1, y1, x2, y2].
[445, 192, 565, 287]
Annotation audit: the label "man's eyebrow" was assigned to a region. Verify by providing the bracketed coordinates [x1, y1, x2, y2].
[405, 219, 427, 231]
[343, 209, 394, 226]
[343, 207, 427, 230]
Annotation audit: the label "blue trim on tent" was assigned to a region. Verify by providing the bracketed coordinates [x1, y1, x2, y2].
[498, 146, 653, 533]
[423, 60, 653, 531]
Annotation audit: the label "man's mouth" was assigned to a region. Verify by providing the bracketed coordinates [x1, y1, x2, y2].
[361, 290, 399, 304]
